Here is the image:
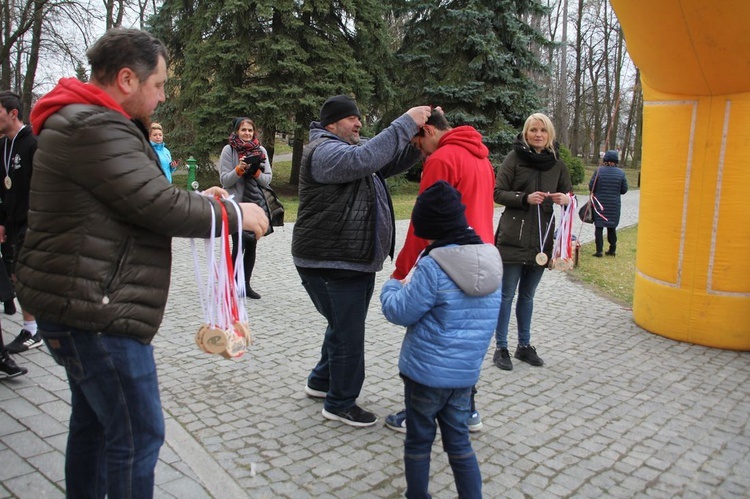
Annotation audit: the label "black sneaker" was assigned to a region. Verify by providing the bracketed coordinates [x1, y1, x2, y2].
[515, 345, 544, 366]
[5, 329, 43, 353]
[493, 348, 513, 371]
[605, 251, 616, 257]
[245, 287, 261, 300]
[322, 405, 378, 427]
[0, 351, 27, 378]
[593, 252, 603, 258]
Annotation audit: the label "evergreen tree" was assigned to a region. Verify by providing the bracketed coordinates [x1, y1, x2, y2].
[392, 0, 551, 160]
[150, 0, 394, 178]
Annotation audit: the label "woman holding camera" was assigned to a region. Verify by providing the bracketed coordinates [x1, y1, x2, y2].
[219, 117, 273, 299]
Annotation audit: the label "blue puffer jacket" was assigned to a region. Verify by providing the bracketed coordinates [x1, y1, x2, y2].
[589, 165, 628, 228]
[380, 243, 502, 388]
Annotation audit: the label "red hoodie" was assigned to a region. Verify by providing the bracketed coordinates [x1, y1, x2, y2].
[31, 78, 129, 135]
[393, 125, 496, 280]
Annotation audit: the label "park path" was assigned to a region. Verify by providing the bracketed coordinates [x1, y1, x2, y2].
[3, 188, 750, 498]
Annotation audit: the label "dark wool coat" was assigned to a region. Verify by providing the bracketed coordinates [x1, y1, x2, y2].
[589, 165, 628, 228]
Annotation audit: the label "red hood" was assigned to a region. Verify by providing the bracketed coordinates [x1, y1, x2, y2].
[31, 78, 130, 135]
[437, 126, 489, 159]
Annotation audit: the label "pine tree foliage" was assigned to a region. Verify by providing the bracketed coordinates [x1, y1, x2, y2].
[392, 0, 552, 160]
[150, 0, 394, 170]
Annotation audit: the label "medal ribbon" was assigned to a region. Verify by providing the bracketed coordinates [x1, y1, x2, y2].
[552, 194, 577, 262]
[537, 203, 553, 256]
[2, 125, 25, 187]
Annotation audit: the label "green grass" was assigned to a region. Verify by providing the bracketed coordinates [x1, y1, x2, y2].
[569, 225, 637, 306]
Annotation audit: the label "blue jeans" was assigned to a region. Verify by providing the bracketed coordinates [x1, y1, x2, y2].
[402, 376, 482, 499]
[38, 320, 165, 499]
[495, 263, 545, 349]
[297, 268, 375, 412]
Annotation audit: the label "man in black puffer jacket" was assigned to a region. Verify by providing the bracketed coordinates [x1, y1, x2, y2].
[16, 28, 268, 498]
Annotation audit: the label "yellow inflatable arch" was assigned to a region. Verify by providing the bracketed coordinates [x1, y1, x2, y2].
[610, 0, 750, 350]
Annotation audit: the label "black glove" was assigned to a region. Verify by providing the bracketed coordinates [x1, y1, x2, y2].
[243, 155, 263, 177]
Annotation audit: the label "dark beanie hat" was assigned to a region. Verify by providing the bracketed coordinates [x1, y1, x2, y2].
[603, 150, 619, 163]
[411, 181, 468, 240]
[319, 95, 361, 127]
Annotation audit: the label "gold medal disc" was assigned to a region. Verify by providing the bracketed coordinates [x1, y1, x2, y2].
[535, 252, 548, 266]
[4, 176, 11, 189]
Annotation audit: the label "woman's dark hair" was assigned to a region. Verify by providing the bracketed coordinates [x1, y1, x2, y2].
[231, 117, 255, 133]
[86, 28, 168, 86]
[231, 117, 262, 141]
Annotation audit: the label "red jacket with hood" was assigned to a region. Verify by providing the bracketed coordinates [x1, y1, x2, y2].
[393, 125, 496, 280]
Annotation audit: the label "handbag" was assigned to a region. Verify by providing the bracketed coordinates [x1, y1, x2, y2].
[259, 184, 285, 227]
[579, 168, 601, 224]
[578, 201, 594, 224]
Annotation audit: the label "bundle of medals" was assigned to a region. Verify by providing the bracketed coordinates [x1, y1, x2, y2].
[550, 193, 579, 271]
[191, 198, 251, 359]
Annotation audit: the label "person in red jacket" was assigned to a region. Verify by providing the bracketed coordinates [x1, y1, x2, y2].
[386, 110, 497, 433]
[392, 111, 496, 280]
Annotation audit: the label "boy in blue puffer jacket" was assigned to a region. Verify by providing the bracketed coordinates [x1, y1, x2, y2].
[380, 180, 502, 499]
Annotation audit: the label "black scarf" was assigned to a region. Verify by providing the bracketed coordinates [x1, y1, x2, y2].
[422, 227, 484, 258]
[512, 134, 559, 171]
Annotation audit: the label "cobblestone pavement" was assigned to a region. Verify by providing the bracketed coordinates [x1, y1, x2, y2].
[2, 190, 750, 498]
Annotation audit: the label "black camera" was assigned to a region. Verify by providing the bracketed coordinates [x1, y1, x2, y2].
[242, 154, 264, 177]
[243, 154, 262, 167]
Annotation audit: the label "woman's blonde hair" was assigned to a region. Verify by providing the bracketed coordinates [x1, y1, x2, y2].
[521, 113, 557, 157]
[150, 122, 163, 131]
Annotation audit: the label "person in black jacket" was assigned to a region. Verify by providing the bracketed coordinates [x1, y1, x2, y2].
[492, 113, 573, 371]
[0, 91, 40, 354]
[590, 150, 629, 257]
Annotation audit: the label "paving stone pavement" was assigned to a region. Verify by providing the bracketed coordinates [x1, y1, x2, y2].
[2, 190, 749, 498]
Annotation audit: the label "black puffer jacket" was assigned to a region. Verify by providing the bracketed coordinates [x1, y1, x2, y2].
[17, 104, 239, 343]
[494, 137, 573, 266]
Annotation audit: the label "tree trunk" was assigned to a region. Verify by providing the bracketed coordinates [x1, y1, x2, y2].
[289, 110, 307, 186]
[20, 0, 43, 122]
[631, 68, 643, 169]
[558, 0, 569, 147]
[572, 0, 584, 155]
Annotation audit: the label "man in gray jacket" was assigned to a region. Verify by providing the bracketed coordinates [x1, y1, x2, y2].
[293, 95, 431, 427]
[16, 28, 267, 498]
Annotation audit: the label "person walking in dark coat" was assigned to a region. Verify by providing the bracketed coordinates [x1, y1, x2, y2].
[590, 150, 628, 257]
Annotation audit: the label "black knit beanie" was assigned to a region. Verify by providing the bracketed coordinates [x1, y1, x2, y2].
[319, 95, 361, 127]
[411, 181, 468, 240]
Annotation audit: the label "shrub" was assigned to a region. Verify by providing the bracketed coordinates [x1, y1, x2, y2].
[559, 145, 585, 186]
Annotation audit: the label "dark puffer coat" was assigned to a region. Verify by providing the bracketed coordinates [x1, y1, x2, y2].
[589, 165, 628, 228]
[16, 104, 239, 343]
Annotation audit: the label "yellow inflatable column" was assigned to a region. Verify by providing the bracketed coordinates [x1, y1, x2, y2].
[610, 0, 750, 350]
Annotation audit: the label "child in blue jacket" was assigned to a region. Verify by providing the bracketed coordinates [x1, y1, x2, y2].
[380, 180, 502, 499]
